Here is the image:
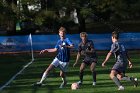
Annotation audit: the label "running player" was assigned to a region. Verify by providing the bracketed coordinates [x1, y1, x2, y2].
[73, 32, 97, 86]
[102, 31, 138, 90]
[34, 27, 74, 88]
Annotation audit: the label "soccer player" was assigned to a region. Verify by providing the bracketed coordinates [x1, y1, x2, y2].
[73, 32, 97, 86]
[102, 31, 138, 90]
[34, 27, 74, 88]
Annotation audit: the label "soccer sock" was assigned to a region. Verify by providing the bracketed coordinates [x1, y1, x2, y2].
[79, 71, 84, 82]
[122, 76, 137, 85]
[92, 71, 96, 82]
[62, 77, 66, 82]
[40, 72, 47, 83]
[121, 76, 131, 81]
[112, 76, 121, 87]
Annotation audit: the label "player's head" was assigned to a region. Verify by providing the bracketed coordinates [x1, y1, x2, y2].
[112, 31, 119, 42]
[80, 32, 88, 38]
[80, 32, 88, 43]
[59, 27, 66, 39]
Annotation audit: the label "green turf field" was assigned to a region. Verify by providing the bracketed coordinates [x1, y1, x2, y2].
[0, 51, 140, 93]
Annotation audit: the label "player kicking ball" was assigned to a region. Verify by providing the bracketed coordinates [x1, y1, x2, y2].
[102, 31, 138, 90]
[34, 27, 74, 88]
[73, 32, 97, 86]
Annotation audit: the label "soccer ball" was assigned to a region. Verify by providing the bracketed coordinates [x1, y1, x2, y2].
[71, 83, 79, 90]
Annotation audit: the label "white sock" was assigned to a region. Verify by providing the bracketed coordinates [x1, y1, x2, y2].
[40, 72, 47, 83]
[62, 77, 66, 82]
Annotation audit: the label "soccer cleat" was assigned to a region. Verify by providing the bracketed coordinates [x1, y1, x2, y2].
[92, 82, 96, 86]
[77, 81, 82, 85]
[59, 81, 67, 88]
[133, 78, 138, 87]
[33, 82, 42, 87]
[118, 86, 124, 90]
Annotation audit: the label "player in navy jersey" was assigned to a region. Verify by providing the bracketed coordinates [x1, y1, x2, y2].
[102, 31, 138, 90]
[73, 32, 98, 86]
[34, 27, 74, 88]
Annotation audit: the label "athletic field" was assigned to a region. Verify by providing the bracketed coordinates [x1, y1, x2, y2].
[0, 51, 140, 93]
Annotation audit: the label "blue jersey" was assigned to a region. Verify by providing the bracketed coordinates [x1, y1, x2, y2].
[55, 38, 73, 62]
[110, 41, 127, 63]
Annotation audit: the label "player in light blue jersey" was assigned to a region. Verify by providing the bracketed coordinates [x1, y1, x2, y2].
[102, 31, 138, 90]
[34, 27, 74, 88]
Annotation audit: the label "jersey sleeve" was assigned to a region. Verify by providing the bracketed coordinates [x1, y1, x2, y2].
[66, 38, 73, 45]
[89, 40, 94, 49]
[110, 43, 119, 53]
[55, 40, 60, 49]
[78, 43, 82, 52]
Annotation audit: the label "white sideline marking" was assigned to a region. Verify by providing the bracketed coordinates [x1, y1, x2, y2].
[0, 59, 34, 91]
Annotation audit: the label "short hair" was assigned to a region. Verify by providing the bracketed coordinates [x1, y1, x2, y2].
[112, 31, 119, 39]
[59, 27, 66, 33]
[80, 32, 88, 38]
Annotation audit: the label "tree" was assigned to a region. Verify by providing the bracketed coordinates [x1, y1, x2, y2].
[0, 0, 17, 34]
[1, 0, 140, 35]
[64, 0, 92, 32]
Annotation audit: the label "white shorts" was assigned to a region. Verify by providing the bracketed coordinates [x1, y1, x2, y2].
[51, 57, 69, 72]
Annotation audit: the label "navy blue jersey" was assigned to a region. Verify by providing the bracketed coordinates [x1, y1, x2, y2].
[110, 41, 127, 63]
[55, 38, 73, 62]
[78, 40, 97, 58]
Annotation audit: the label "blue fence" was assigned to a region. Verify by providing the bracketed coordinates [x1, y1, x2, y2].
[0, 35, 30, 52]
[0, 33, 140, 52]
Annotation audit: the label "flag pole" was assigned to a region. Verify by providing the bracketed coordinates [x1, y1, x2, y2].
[29, 33, 34, 61]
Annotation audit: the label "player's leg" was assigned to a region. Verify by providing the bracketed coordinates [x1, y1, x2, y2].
[117, 62, 138, 87]
[77, 63, 86, 85]
[117, 73, 123, 80]
[60, 71, 67, 83]
[117, 73, 138, 87]
[34, 58, 59, 86]
[111, 62, 125, 90]
[34, 64, 55, 86]
[90, 62, 96, 86]
[59, 62, 69, 88]
[40, 64, 55, 83]
[59, 71, 67, 88]
[110, 70, 124, 90]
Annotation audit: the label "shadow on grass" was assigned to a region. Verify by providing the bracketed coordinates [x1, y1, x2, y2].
[3, 83, 59, 93]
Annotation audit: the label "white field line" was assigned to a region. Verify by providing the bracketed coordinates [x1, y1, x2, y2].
[0, 59, 34, 91]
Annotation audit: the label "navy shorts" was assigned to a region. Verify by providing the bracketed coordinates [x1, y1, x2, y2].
[83, 57, 97, 65]
[112, 62, 127, 73]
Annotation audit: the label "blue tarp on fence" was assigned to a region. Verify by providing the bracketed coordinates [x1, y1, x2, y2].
[0, 33, 140, 52]
[0, 35, 30, 52]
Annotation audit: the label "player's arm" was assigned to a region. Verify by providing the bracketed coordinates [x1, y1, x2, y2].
[64, 38, 74, 49]
[73, 43, 82, 67]
[73, 52, 81, 67]
[85, 46, 94, 53]
[102, 52, 112, 67]
[85, 41, 95, 54]
[102, 43, 116, 67]
[40, 48, 57, 54]
[85, 47, 94, 54]
[126, 52, 132, 68]
[65, 44, 74, 48]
